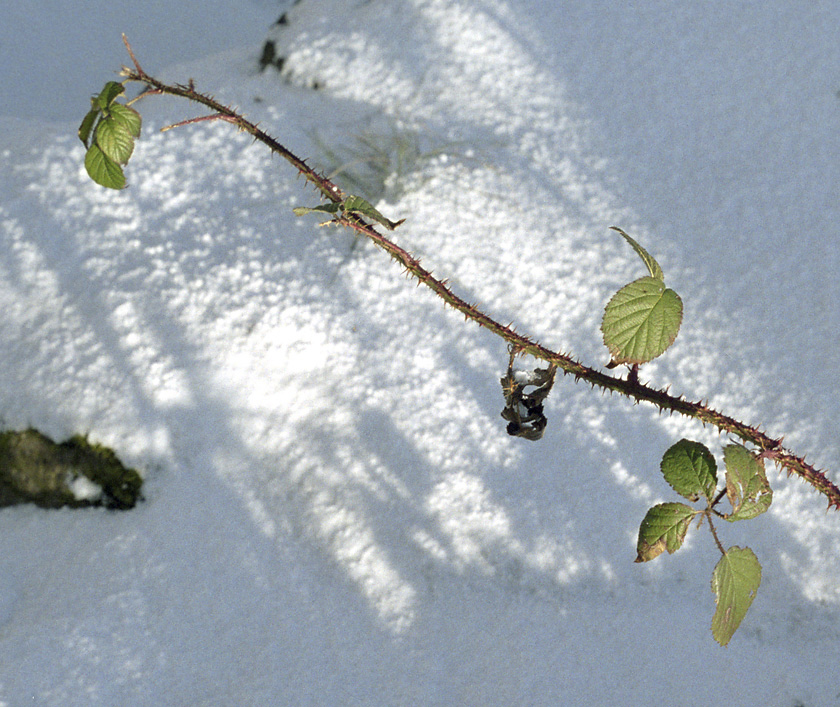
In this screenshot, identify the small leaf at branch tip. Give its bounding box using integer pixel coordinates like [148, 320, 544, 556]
[609, 226, 665, 281]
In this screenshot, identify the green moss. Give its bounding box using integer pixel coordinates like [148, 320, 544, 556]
[0, 428, 143, 510]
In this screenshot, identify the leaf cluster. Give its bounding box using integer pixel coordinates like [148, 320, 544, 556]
[78, 81, 142, 189]
[635, 439, 770, 645]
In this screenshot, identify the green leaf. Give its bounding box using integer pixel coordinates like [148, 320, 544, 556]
[610, 226, 664, 281]
[84, 144, 126, 189]
[95, 117, 135, 164]
[95, 81, 125, 111]
[711, 546, 761, 646]
[722, 444, 773, 521]
[292, 202, 341, 218]
[342, 195, 405, 230]
[601, 276, 683, 365]
[109, 103, 142, 138]
[661, 439, 718, 503]
[634, 502, 698, 563]
[78, 108, 99, 147]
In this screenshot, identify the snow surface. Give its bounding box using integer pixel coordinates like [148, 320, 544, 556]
[2, 0, 840, 704]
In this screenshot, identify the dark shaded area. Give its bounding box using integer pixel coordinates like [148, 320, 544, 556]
[258, 0, 304, 73]
[258, 39, 285, 73]
[0, 429, 142, 510]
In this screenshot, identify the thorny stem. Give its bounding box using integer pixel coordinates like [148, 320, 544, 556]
[120, 35, 344, 207]
[119, 36, 840, 510]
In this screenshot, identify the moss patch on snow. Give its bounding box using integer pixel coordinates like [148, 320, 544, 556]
[0, 429, 143, 510]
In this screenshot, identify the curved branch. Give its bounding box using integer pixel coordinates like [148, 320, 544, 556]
[117, 37, 840, 510]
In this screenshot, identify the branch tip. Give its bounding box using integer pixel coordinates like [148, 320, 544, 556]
[122, 34, 143, 75]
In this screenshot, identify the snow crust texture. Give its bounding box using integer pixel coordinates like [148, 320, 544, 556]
[1, 1, 839, 704]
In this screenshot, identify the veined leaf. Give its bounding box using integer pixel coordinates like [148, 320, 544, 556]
[610, 226, 664, 281]
[342, 195, 405, 230]
[711, 546, 761, 646]
[95, 81, 126, 111]
[634, 502, 698, 563]
[601, 276, 683, 365]
[661, 439, 717, 503]
[109, 103, 142, 138]
[84, 144, 126, 189]
[95, 117, 135, 164]
[723, 444, 773, 521]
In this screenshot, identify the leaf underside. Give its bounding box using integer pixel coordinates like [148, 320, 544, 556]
[95, 118, 136, 164]
[84, 144, 126, 189]
[108, 103, 142, 138]
[78, 109, 99, 147]
[711, 546, 761, 646]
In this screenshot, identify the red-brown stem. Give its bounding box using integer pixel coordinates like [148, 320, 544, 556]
[706, 512, 727, 556]
[121, 35, 344, 206]
[337, 214, 840, 508]
[117, 37, 840, 510]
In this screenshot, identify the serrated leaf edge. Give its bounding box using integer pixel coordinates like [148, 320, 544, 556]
[601, 276, 683, 365]
[661, 439, 718, 503]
